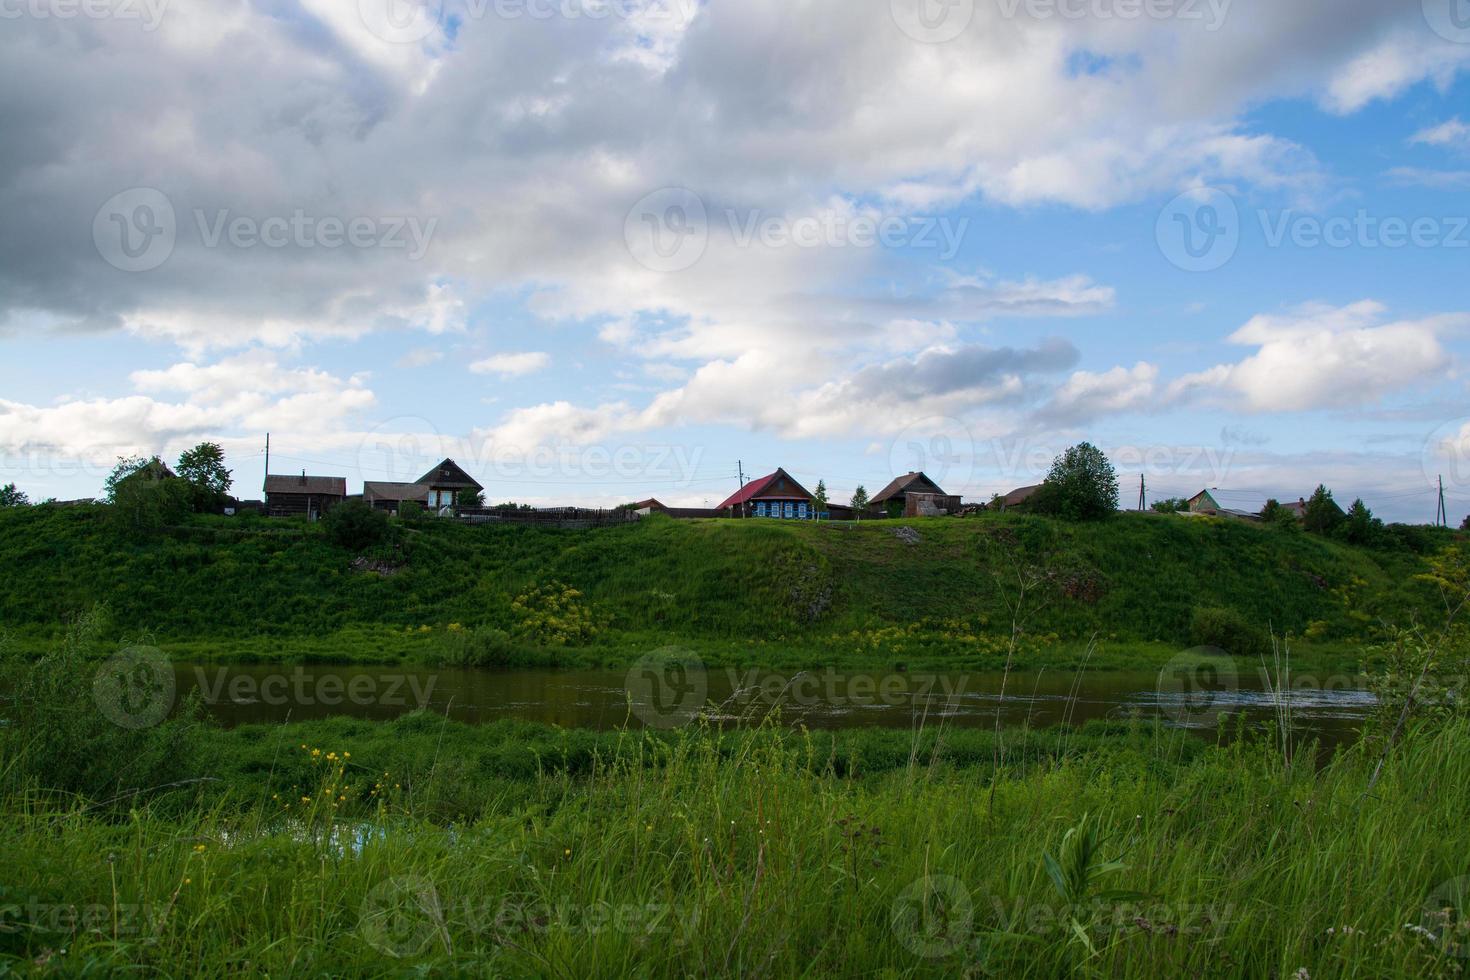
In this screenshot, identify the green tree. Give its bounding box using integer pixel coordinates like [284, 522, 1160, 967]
[1340, 498, 1383, 546]
[457, 488, 485, 509]
[322, 499, 391, 552]
[813, 480, 829, 518]
[176, 442, 233, 513]
[104, 456, 188, 533]
[1150, 497, 1188, 513]
[0, 483, 28, 507]
[850, 485, 868, 520]
[1034, 442, 1119, 521]
[1462, 514, 1469, 531]
[1303, 485, 1345, 535]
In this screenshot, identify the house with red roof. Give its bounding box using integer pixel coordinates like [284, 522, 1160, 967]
[716, 468, 816, 519]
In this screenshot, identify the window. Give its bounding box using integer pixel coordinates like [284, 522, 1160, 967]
[754, 501, 766, 517]
[783, 501, 794, 518]
[797, 501, 808, 519]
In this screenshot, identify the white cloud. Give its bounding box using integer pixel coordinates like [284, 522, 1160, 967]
[1039, 362, 1159, 423]
[1410, 118, 1470, 151]
[0, 351, 374, 467]
[1168, 301, 1466, 412]
[469, 352, 551, 377]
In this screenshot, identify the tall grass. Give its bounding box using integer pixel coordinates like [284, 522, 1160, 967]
[3, 715, 1469, 976]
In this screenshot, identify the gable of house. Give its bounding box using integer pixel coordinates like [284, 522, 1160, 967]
[870, 471, 947, 504]
[415, 459, 482, 492]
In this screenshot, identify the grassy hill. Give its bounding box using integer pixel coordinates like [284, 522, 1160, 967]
[0, 504, 1457, 670]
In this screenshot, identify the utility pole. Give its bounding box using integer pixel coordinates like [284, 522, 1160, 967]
[736, 460, 746, 518]
[1437, 474, 1448, 528]
[1137, 474, 1146, 511]
[263, 433, 270, 493]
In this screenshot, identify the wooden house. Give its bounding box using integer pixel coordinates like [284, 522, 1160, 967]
[264, 472, 347, 520]
[870, 471, 962, 517]
[717, 468, 815, 519]
[364, 459, 483, 515]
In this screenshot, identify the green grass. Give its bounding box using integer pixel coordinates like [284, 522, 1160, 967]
[3, 716, 1469, 977]
[0, 504, 1456, 672]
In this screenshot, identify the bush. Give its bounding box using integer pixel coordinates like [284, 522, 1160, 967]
[434, 625, 519, 666]
[0, 607, 207, 800]
[322, 499, 391, 552]
[1032, 442, 1119, 521]
[1189, 606, 1268, 657]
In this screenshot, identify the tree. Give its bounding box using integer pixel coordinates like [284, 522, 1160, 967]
[850, 485, 869, 520]
[457, 488, 485, 509]
[103, 455, 155, 503]
[322, 499, 391, 552]
[0, 483, 28, 507]
[1151, 497, 1188, 513]
[1033, 442, 1119, 521]
[1340, 498, 1384, 546]
[813, 480, 829, 518]
[176, 442, 232, 513]
[1303, 485, 1345, 535]
[104, 455, 188, 533]
[1462, 514, 1470, 531]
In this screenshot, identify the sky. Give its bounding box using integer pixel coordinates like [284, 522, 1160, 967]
[2, 0, 1469, 521]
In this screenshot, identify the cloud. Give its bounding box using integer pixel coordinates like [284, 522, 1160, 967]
[1, 0, 1454, 355]
[0, 351, 374, 467]
[1168, 301, 1466, 412]
[468, 351, 552, 377]
[1383, 167, 1470, 190]
[1410, 118, 1470, 151]
[1037, 362, 1159, 424]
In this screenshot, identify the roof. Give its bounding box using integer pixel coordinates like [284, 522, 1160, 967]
[117, 457, 175, 483]
[870, 471, 947, 504]
[631, 498, 665, 510]
[415, 458, 482, 491]
[264, 474, 347, 496]
[1189, 488, 1272, 514]
[1002, 484, 1043, 506]
[363, 481, 430, 502]
[716, 468, 814, 510]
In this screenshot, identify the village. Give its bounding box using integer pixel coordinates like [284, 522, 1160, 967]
[228, 457, 1335, 526]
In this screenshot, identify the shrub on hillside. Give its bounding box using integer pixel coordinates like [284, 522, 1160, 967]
[1189, 605, 1268, 657]
[322, 499, 391, 552]
[1032, 442, 1119, 521]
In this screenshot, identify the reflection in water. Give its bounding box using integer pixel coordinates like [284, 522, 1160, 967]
[174, 663, 1375, 747]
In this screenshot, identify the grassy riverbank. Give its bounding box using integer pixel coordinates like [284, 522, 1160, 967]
[0, 504, 1456, 672]
[3, 714, 1469, 977]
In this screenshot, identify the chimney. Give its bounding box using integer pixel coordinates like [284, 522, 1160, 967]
[300, 470, 307, 485]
